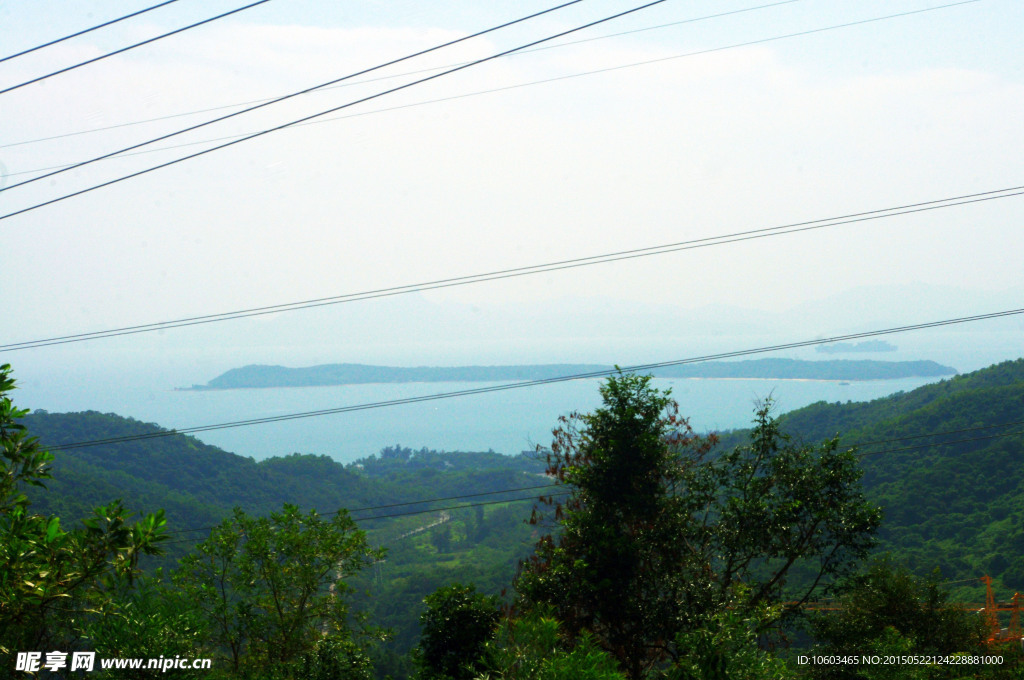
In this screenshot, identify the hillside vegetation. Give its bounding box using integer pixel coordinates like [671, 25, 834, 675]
[10, 358, 1024, 677]
[742, 358, 1024, 597]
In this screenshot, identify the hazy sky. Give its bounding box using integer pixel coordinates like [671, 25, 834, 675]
[2, 0, 1022, 375]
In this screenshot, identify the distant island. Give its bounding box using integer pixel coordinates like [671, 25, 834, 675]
[181, 359, 957, 390]
[816, 340, 897, 354]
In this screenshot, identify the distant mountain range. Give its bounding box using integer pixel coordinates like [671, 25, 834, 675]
[182, 358, 957, 390]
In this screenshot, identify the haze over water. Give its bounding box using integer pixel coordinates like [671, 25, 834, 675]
[14, 324, 1020, 463]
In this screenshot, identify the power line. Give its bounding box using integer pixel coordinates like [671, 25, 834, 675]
[0, 0, 670, 221]
[0, 0, 274, 96]
[163, 482, 562, 536]
[0, 0, 185, 64]
[362, 492, 569, 522]
[856, 429, 1024, 459]
[4, 184, 1021, 352]
[0, 0, 799, 152]
[3, 0, 979, 223]
[940, 577, 987, 586]
[158, 422, 1024, 545]
[350, 482, 556, 515]
[159, 491, 573, 547]
[161, 418, 1024, 538]
[0, 0, 589, 191]
[851, 418, 1024, 450]
[39, 307, 1024, 452]
[3, 1, 978, 182]
[7, 2, 970, 185]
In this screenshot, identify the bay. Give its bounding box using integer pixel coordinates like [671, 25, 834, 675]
[13, 325, 1019, 463]
[18, 371, 943, 463]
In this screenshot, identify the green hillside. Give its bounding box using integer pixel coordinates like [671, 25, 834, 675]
[15, 358, 1024, 674]
[751, 358, 1024, 598]
[25, 360, 1024, 602]
[22, 411, 546, 658]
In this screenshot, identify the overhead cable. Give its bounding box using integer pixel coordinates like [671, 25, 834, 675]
[856, 430, 1024, 459]
[851, 418, 1024, 450]
[0, 0, 274, 96]
[0, 0, 588, 191]
[0, 0, 185, 64]
[3, 185, 1021, 353]
[154, 419, 1024, 542]
[165, 483, 563, 536]
[0, 0, 798, 151]
[39, 307, 1024, 452]
[160, 417, 1024, 537]
[158, 491, 573, 546]
[0, 0, 671, 219]
[160, 423, 1024, 545]
[4, 1, 978, 182]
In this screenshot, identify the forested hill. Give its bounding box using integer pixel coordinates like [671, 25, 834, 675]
[729, 358, 1024, 596]
[15, 357, 1024, 667]
[21, 411, 545, 562]
[187, 358, 956, 389]
[18, 411, 547, 662]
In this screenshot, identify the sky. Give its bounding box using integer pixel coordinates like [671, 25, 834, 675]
[1, 0, 1023, 383]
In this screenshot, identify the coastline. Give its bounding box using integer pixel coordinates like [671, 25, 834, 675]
[175, 374, 942, 392]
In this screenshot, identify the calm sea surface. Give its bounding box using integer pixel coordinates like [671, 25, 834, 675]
[17, 373, 944, 462]
[13, 327, 1020, 463]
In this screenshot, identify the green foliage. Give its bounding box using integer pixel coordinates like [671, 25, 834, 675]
[16, 358, 1024, 677]
[292, 635, 374, 680]
[517, 373, 708, 679]
[415, 583, 501, 680]
[665, 587, 791, 680]
[18, 405, 548, 669]
[749, 358, 1024, 595]
[174, 504, 383, 676]
[696, 402, 882, 606]
[807, 557, 989, 680]
[20, 411, 378, 551]
[0, 364, 168, 655]
[478, 608, 626, 680]
[81, 572, 208, 679]
[517, 375, 880, 679]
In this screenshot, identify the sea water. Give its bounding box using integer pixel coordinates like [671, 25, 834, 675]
[10, 326, 1019, 463]
[14, 370, 942, 462]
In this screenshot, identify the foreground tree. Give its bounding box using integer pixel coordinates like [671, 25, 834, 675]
[81, 573, 208, 679]
[0, 364, 167, 655]
[666, 586, 791, 680]
[414, 583, 500, 680]
[292, 635, 374, 680]
[174, 504, 382, 677]
[516, 374, 881, 679]
[806, 557, 994, 680]
[478, 607, 626, 680]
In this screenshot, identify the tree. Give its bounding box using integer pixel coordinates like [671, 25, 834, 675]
[806, 557, 990, 680]
[431, 524, 453, 554]
[414, 583, 500, 680]
[174, 504, 382, 676]
[80, 572, 208, 679]
[0, 363, 167, 655]
[478, 607, 626, 680]
[292, 635, 374, 680]
[666, 586, 791, 680]
[516, 374, 881, 680]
